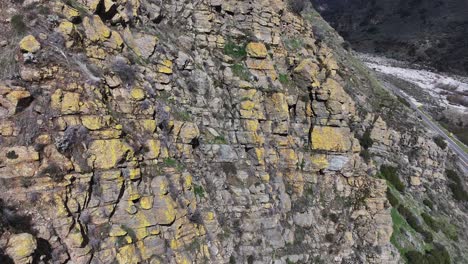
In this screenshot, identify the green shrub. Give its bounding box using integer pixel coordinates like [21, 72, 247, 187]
[359, 129, 374, 150]
[11, 14, 27, 34]
[278, 73, 291, 85]
[427, 244, 451, 264]
[396, 95, 411, 108]
[405, 245, 451, 264]
[446, 169, 460, 183]
[438, 219, 458, 241]
[360, 149, 371, 163]
[163, 158, 177, 167]
[173, 110, 191, 121]
[405, 250, 425, 263]
[386, 188, 399, 207]
[224, 41, 246, 59]
[231, 63, 251, 81]
[287, 0, 306, 14]
[433, 136, 447, 149]
[380, 165, 405, 192]
[398, 205, 432, 243]
[212, 136, 227, 144]
[421, 212, 440, 232]
[445, 170, 468, 202]
[423, 199, 434, 210]
[283, 37, 304, 51]
[193, 185, 205, 198]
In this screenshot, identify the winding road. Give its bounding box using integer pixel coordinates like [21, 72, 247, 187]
[382, 80, 468, 174]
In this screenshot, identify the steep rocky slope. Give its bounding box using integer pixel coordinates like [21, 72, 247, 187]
[311, 0, 468, 75]
[0, 1, 467, 263]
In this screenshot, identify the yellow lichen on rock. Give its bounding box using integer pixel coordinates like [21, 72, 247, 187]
[157, 60, 173, 74]
[83, 16, 111, 42]
[19, 35, 41, 53]
[144, 139, 160, 159]
[240, 100, 255, 111]
[246, 42, 268, 58]
[310, 154, 329, 170]
[294, 59, 320, 82]
[61, 4, 80, 22]
[244, 120, 259, 131]
[109, 226, 128, 237]
[130, 87, 146, 101]
[57, 21, 76, 36]
[322, 78, 348, 102]
[117, 244, 139, 264]
[179, 122, 199, 144]
[310, 126, 352, 152]
[139, 119, 157, 133]
[266, 93, 289, 120]
[140, 196, 154, 210]
[6, 233, 37, 264]
[61, 92, 80, 114]
[87, 139, 133, 169]
[81, 115, 105, 130]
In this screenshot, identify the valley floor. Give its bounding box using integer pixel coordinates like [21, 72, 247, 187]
[359, 54, 468, 172]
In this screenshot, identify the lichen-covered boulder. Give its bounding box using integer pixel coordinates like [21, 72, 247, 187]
[19, 35, 41, 53]
[310, 126, 353, 152]
[87, 139, 134, 169]
[246, 42, 268, 58]
[6, 233, 37, 264]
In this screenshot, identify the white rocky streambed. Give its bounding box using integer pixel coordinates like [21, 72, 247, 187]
[358, 53, 468, 113]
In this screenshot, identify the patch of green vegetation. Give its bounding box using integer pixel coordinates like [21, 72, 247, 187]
[359, 129, 374, 150]
[296, 158, 306, 171]
[433, 136, 447, 150]
[359, 149, 371, 163]
[163, 158, 177, 167]
[161, 158, 185, 172]
[224, 41, 247, 59]
[37, 5, 51, 15]
[283, 37, 304, 51]
[193, 184, 205, 198]
[11, 14, 27, 35]
[278, 73, 291, 86]
[423, 112, 468, 153]
[212, 136, 228, 144]
[437, 218, 458, 242]
[445, 169, 468, 202]
[405, 244, 451, 264]
[421, 212, 439, 232]
[359, 129, 374, 162]
[398, 205, 433, 243]
[173, 109, 191, 121]
[396, 95, 411, 108]
[231, 63, 251, 81]
[158, 91, 175, 103]
[390, 207, 414, 257]
[386, 188, 400, 207]
[423, 199, 434, 210]
[379, 165, 405, 192]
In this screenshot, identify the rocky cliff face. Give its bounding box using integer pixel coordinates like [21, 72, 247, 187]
[311, 0, 468, 75]
[0, 1, 466, 263]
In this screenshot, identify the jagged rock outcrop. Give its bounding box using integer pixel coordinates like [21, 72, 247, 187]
[0, 0, 466, 263]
